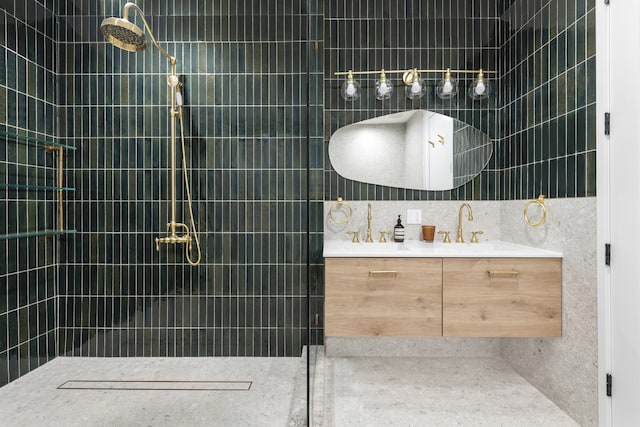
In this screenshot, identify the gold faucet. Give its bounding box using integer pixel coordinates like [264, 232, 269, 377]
[365, 203, 373, 243]
[457, 203, 473, 243]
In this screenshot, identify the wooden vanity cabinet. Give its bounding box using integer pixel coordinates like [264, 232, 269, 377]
[324, 258, 443, 337]
[442, 258, 562, 337]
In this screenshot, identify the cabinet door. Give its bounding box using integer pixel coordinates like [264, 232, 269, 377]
[325, 258, 442, 337]
[443, 258, 561, 337]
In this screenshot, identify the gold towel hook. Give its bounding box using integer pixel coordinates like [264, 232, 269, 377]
[524, 194, 547, 227]
[329, 197, 353, 224]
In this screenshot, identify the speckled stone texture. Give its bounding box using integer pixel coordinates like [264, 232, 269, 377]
[499, 198, 598, 427]
[325, 337, 501, 358]
[0, 357, 301, 427]
[328, 357, 578, 427]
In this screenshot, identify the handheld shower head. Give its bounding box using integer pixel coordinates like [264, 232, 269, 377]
[100, 16, 146, 52]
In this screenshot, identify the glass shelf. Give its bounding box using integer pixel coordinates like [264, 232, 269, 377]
[0, 129, 77, 151]
[0, 183, 76, 192]
[0, 229, 77, 241]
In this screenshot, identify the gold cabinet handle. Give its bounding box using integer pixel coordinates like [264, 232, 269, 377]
[487, 270, 520, 277]
[369, 270, 399, 275]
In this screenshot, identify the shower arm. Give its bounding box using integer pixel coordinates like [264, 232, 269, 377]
[122, 2, 176, 66]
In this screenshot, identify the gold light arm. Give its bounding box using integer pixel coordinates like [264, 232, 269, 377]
[335, 68, 497, 77]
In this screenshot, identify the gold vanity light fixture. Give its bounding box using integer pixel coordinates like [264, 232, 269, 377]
[101, 2, 201, 266]
[335, 68, 496, 101]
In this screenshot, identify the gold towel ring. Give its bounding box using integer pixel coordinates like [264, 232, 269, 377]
[524, 194, 547, 227]
[329, 197, 353, 224]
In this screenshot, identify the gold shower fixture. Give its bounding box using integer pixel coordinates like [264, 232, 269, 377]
[101, 2, 201, 266]
[335, 68, 496, 101]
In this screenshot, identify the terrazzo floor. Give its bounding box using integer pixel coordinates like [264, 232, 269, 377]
[322, 356, 579, 427]
[0, 357, 303, 427]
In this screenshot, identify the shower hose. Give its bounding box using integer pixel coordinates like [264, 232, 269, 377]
[178, 107, 202, 266]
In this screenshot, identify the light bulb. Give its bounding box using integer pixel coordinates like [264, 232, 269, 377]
[436, 69, 458, 99]
[411, 81, 422, 94]
[345, 83, 356, 96]
[341, 71, 360, 101]
[375, 70, 394, 101]
[468, 70, 490, 100]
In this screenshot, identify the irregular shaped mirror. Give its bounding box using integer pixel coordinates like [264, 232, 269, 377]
[329, 110, 493, 191]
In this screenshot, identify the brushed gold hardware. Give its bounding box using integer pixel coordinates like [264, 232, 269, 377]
[470, 231, 484, 243]
[45, 146, 65, 232]
[379, 231, 391, 243]
[335, 68, 497, 77]
[457, 203, 473, 243]
[438, 134, 445, 144]
[347, 231, 360, 243]
[428, 140, 436, 147]
[524, 194, 547, 227]
[438, 231, 452, 243]
[488, 270, 520, 277]
[369, 270, 399, 275]
[365, 203, 373, 243]
[328, 197, 353, 224]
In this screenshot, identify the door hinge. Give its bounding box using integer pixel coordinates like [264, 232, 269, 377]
[606, 373, 612, 397]
[604, 113, 610, 135]
[605, 243, 611, 266]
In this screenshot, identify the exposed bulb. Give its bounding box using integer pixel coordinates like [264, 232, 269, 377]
[167, 74, 180, 87]
[474, 81, 486, 95]
[341, 71, 360, 101]
[411, 81, 422, 94]
[442, 80, 453, 94]
[378, 83, 390, 95]
[175, 91, 183, 106]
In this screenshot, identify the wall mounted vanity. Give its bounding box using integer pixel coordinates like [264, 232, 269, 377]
[324, 240, 562, 338]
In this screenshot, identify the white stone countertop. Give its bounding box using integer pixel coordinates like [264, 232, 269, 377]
[323, 239, 563, 258]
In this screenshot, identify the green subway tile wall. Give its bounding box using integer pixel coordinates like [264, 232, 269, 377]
[56, 0, 323, 357]
[499, 0, 596, 198]
[0, 0, 59, 386]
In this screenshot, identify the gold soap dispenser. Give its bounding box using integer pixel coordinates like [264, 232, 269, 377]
[393, 215, 405, 242]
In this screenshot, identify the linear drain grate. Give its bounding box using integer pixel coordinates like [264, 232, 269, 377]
[58, 380, 252, 391]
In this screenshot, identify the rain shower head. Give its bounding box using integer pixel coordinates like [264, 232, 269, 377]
[100, 2, 175, 64]
[100, 16, 146, 52]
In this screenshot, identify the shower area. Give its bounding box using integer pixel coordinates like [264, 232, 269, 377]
[1, 0, 323, 424]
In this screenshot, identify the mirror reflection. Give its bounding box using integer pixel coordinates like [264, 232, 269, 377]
[329, 110, 493, 191]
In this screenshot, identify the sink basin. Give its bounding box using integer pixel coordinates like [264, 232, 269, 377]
[323, 239, 562, 258]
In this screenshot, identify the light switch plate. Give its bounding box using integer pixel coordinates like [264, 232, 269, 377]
[406, 209, 422, 224]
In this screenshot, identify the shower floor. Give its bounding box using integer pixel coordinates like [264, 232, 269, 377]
[0, 356, 304, 426]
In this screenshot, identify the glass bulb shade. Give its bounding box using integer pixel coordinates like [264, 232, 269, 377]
[468, 77, 491, 100]
[436, 75, 458, 99]
[375, 77, 394, 100]
[341, 77, 360, 101]
[405, 77, 427, 99]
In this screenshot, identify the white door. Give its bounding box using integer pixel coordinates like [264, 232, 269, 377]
[600, 1, 640, 425]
